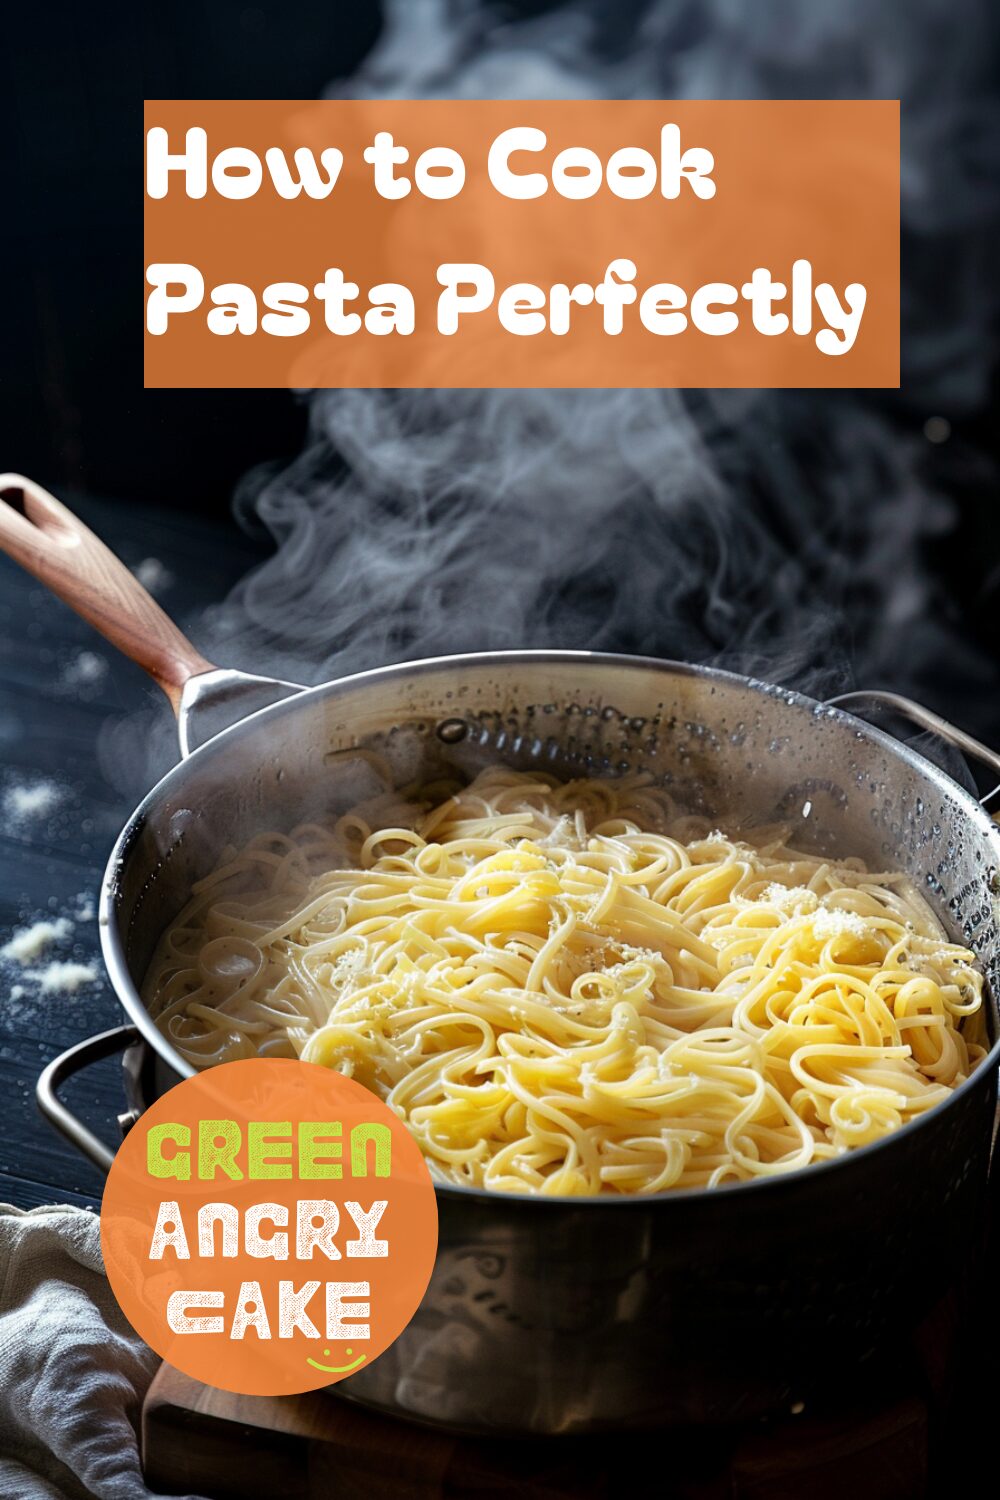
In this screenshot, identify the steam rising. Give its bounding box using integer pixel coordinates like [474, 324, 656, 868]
[198, 1, 998, 721]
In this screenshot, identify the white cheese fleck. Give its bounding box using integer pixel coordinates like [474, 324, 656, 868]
[762, 884, 817, 912]
[811, 908, 869, 938]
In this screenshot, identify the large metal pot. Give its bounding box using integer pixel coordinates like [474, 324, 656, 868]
[4, 476, 1000, 1437]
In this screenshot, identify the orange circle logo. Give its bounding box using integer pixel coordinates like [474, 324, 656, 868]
[101, 1059, 438, 1396]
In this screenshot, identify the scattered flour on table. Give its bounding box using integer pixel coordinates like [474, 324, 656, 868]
[4, 782, 61, 820]
[28, 961, 98, 994]
[2, 896, 100, 1012]
[132, 557, 173, 594]
[63, 650, 108, 687]
[2, 918, 73, 964]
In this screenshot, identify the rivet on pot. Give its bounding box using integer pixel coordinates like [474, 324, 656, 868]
[437, 718, 469, 744]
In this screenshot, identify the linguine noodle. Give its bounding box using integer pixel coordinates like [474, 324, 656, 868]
[146, 765, 986, 1195]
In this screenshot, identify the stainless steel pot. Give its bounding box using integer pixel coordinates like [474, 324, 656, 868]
[4, 476, 1000, 1437]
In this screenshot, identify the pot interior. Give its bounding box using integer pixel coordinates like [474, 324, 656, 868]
[102, 653, 1000, 1061]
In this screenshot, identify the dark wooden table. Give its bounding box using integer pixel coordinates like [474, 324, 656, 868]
[0, 490, 260, 1209]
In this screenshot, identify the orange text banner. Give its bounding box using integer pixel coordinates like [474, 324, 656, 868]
[144, 99, 899, 389]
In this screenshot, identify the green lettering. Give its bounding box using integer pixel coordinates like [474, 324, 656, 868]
[298, 1121, 343, 1179]
[350, 1122, 392, 1178]
[146, 1122, 190, 1180]
[198, 1119, 243, 1180]
[247, 1120, 292, 1179]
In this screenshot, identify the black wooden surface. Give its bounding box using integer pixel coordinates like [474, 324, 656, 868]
[0, 492, 261, 1208]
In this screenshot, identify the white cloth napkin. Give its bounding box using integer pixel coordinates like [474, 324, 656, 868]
[0, 1203, 206, 1500]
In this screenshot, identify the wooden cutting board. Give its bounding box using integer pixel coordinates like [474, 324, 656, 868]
[141, 1362, 931, 1500]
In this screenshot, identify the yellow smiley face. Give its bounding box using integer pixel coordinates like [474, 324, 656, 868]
[306, 1346, 367, 1374]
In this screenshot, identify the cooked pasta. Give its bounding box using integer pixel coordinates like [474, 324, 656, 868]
[145, 765, 986, 1195]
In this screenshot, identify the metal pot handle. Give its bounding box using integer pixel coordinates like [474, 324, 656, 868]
[176, 667, 305, 757]
[37, 1025, 141, 1175]
[829, 690, 1000, 811]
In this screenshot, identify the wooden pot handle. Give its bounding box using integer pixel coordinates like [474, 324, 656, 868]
[0, 474, 215, 712]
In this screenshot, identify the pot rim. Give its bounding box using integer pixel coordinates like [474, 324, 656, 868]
[99, 648, 1000, 1207]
